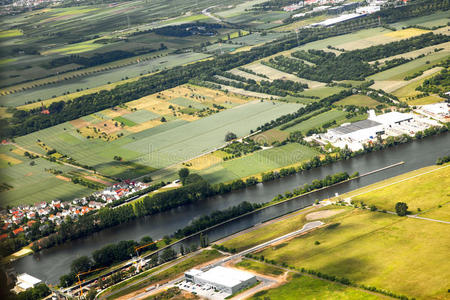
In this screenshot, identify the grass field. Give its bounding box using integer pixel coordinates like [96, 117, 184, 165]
[0, 29, 23, 38]
[250, 129, 289, 145]
[235, 259, 284, 276]
[0, 145, 95, 206]
[200, 143, 318, 184]
[391, 11, 450, 29]
[368, 50, 449, 81]
[335, 95, 381, 108]
[346, 164, 450, 214]
[281, 109, 347, 133]
[249, 273, 382, 300]
[256, 209, 450, 299]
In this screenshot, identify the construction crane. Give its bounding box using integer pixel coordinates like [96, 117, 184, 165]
[134, 241, 157, 257]
[76, 267, 107, 298]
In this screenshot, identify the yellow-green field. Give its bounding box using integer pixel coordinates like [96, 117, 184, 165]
[256, 209, 450, 300]
[249, 273, 382, 300]
[41, 39, 104, 55]
[335, 95, 381, 108]
[0, 29, 23, 38]
[348, 164, 450, 213]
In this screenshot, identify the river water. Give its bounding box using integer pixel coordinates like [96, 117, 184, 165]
[11, 134, 450, 284]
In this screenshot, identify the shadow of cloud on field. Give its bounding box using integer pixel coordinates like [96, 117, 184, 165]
[318, 256, 377, 283]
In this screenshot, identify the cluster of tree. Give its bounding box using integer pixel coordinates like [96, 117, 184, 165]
[60, 236, 157, 287]
[436, 155, 450, 165]
[222, 139, 262, 156]
[209, 71, 307, 96]
[174, 201, 261, 238]
[238, 67, 269, 79]
[416, 68, 449, 94]
[395, 202, 408, 217]
[267, 33, 449, 82]
[270, 172, 351, 203]
[152, 23, 223, 37]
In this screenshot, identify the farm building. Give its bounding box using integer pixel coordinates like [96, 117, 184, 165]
[185, 266, 257, 295]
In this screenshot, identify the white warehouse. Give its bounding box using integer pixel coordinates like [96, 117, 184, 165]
[185, 266, 257, 295]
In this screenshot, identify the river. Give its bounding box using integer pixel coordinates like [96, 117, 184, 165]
[11, 133, 450, 284]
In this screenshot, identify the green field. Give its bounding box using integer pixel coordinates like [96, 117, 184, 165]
[256, 209, 450, 299]
[220, 206, 322, 252]
[113, 116, 137, 127]
[281, 109, 347, 133]
[0, 29, 23, 38]
[0, 146, 95, 206]
[236, 259, 284, 276]
[391, 11, 450, 29]
[200, 143, 318, 184]
[335, 95, 381, 108]
[250, 273, 382, 300]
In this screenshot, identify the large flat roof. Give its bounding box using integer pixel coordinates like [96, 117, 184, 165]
[195, 266, 255, 288]
[370, 112, 413, 125]
[331, 119, 381, 135]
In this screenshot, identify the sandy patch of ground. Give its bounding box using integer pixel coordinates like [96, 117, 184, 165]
[306, 209, 345, 221]
[92, 120, 122, 134]
[55, 175, 71, 182]
[12, 248, 33, 257]
[84, 175, 112, 186]
[102, 107, 130, 118]
[70, 119, 91, 129]
[25, 172, 32, 177]
[126, 119, 162, 133]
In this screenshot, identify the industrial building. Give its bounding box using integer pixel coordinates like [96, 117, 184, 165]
[311, 111, 439, 151]
[184, 266, 257, 295]
[14, 273, 42, 292]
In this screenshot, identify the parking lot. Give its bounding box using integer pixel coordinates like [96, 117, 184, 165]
[176, 280, 230, 300]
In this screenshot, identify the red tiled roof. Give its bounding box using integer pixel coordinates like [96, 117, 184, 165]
[13, 227, 24, 235]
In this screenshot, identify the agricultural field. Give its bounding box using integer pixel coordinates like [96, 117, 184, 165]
[390, 11, 450, 29]
[388, 67, 446, 104]
[280, 109, 347, 134]
[199, 143, 318, 184]
[12, 98, 301, 183]
[0, 52, 211, 107]
[335, 95, 381, 108]
[249, 273, 382, 300]
[242, 62, 325, 88]
[0, 145, 96, 206]
[255, 208, 450, 300]
[346, 164, 450, 215]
